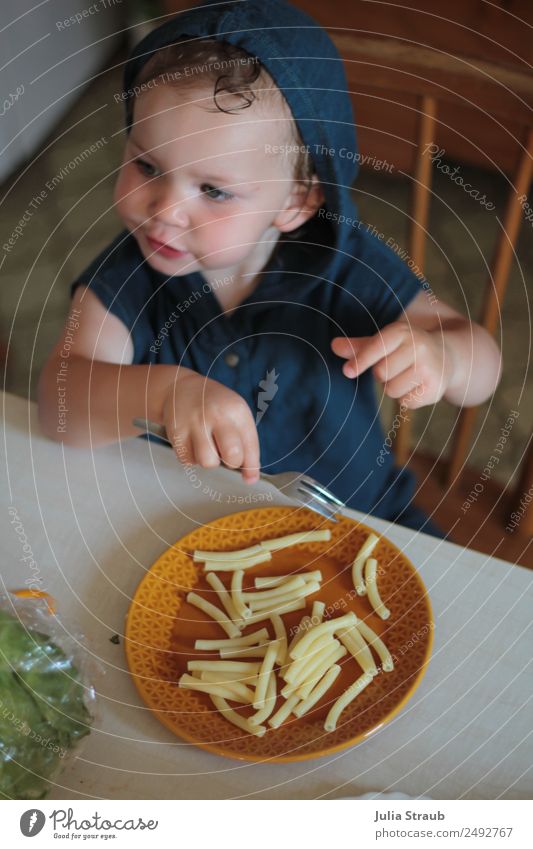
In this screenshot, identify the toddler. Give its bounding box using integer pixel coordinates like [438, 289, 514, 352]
[38, 0, 501, 535]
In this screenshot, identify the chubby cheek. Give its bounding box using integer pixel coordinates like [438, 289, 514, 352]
[198, 214, 261, 264]
[113, 166, 143, 223]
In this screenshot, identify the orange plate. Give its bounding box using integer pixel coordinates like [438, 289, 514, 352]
[125, 506, 433, 762]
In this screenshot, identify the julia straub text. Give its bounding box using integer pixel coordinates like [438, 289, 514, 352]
[374, 810, 445, 822]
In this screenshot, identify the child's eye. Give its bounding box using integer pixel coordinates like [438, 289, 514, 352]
[134, 158, 158, 177]
[200, 183, 234, 202]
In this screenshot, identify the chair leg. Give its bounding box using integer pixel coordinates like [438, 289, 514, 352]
[446, 127, 533, 485]
[395, 95, 437, 464]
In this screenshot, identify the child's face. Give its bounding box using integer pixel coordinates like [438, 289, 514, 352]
[114, 83, 308, 278]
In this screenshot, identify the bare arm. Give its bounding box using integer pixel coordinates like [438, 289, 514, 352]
[37, 286, 261, 482]
[331, 292, 502, 409]
[402, 292, 502, 407]
[37, 286, 192, 447]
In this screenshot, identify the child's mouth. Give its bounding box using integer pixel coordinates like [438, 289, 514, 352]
[146, 235, 190, 259]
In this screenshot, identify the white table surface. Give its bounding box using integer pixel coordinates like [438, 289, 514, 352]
[1, 391, 532, 800]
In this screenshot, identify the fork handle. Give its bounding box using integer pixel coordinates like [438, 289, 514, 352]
[132, 417, 259, 477]
[132, 418, 169, 442]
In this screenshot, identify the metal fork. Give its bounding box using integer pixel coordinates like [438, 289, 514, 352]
[132, 417, 345, 522]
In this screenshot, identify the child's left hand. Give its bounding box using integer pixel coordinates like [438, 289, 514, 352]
[331, 321, 455, 409]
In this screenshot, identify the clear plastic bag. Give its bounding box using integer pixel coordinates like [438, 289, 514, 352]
[0, 591, 97, 799]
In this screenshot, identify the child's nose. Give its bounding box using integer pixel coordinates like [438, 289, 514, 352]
[148, 187, 190, 229]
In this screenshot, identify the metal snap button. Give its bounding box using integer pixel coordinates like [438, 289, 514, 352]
[224, 351, 240, 367]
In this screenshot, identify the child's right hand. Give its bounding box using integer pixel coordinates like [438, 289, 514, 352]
[163, 371, 260, 484]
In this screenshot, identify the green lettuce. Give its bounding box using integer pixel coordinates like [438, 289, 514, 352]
[0, 609, 92, 799]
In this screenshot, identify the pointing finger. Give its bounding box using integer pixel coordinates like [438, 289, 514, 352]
[339, 325, 406, 378]
[330, 336, 369, 359]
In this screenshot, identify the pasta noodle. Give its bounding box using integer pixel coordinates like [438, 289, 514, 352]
[205, 572, 241, 623]
[210, 695, 266, 737]
[270, 614, 287, 665]
[311, 601, 325, 623]
[324, 672, 374, 732]
[193, 543, 264, 561]
[295, 644, 347, 701]
[188, 660, 260, 674]
[243, 598, 306, 626]
[364, 557, 390, 619]
[284, 633, 338, 685]
[293, 664, 342, 718]
[351, 532, 379, 595]
[247, 581, 321, 612]
[281, 640, 340, 699]
[199, 670, 256, 685]
[254, 571, 322, 589]
[219, 645, 268, 659]
[296, 643, 346, 697]
[186, 591, 241, 639]
[231, 570, 251, 620]
[337, 627, 378, 677]
[253, 643, 278, 709]
[259, 529, 331, 552]
[356, 620, 394, 672]
[179, 674, 253, 704]
[290, 612, 357, 660]
[285, 614, 313, 663]
[249, 672, 277, 725]
[194, 672, 256, 703]
[194, 628, 269, 651]
[203, 551, 272, 571]
[268, 694, 300, 728]
[242, 576, 306, 601]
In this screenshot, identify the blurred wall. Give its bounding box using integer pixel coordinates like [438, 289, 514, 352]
[0, 0, 127, 182]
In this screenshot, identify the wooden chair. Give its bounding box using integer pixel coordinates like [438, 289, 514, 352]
[310, 1, 533, 562]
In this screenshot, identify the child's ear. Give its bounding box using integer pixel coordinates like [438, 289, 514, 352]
[274, 174, 325, 233]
